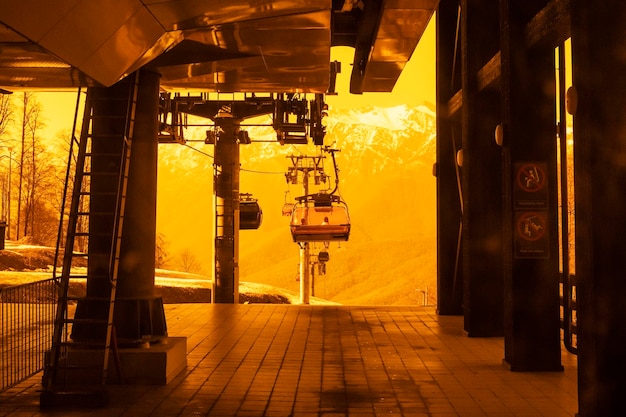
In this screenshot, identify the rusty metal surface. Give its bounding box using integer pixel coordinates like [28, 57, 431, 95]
[0, 0, 436, 92]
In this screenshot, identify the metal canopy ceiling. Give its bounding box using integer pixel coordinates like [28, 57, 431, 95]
[0, 0, 437, 93]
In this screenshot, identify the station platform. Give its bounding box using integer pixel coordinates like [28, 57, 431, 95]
[1, 304, 578, 416]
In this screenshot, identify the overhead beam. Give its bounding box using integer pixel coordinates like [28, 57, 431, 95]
[525, 0, 571, 49]
[476, 51, 501, 91]
[446, 0, 570, 118]
[445, 90, 462, 119]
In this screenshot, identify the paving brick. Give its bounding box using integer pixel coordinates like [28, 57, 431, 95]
[2, 305, 577, 416]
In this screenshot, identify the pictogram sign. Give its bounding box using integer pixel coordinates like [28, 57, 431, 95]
[517, 212, 546, 241]
[514, 162, 548, 209]
[514, 211, 549, 258]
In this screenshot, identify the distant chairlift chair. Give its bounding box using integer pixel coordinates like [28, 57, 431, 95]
[290, 193, 350, 242]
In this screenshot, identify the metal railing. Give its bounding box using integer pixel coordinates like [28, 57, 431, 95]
[560, 273, 577, 354]
[0, 278, 57, 391]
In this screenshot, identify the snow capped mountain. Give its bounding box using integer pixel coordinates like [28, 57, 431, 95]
[233, 102, 437, 177]
[326, 103, 436, 177]
[331, 103, 435, 133]
[163, 102, 436, 171]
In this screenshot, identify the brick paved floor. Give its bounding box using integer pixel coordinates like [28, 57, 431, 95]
[0, 304, 578, 416]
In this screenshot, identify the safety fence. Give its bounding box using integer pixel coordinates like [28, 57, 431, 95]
[0, 278, 57, 391]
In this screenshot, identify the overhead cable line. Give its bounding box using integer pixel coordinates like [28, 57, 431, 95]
[181, 143, 283, 175]
[240, 168, 284, 175]
[182, 143, 213, 158]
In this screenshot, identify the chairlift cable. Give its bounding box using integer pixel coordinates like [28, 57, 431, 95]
[325, 146, 341, 195]
[181, 143, 283, 175]
[183, 143, 213, 158]
[241, 168, 284, 175]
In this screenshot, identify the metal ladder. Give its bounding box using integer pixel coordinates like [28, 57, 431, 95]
[41, 72, 139, 406]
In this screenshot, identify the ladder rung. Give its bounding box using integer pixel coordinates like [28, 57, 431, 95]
[86, 133, 126, 139]
[65, 274, 88, 279]
[88, 132, 126, 139]
[74, 232, 116, 237]
[58, 341, 107, 349]
[90, 115, 126, 120]
[62, 296, 84, 302]
[79, 191, 116, 196]
[84, 152, 123, 157]
[83, 172, 119, 177]
[48, 363, 106, 372]
[63, 282, 105, 290]
[61, 318, 109, 325]
[63, 296, 110, 302]
[90, 96, 129, 102]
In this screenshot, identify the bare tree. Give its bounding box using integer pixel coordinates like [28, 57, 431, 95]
[0, 94, 15, 238]
[0, 94, 13, 138]
[177, 248, 203, 274]
[17, 93, 28, 239]
[155, 233, 171, 269]
[16, 93, 44, 240]
[49, 129, 78, 250]
[21, 142, 59, 245]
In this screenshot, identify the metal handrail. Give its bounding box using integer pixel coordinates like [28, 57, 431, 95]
[560, 273, 577, 354]
[557, 42, 577, 355]
[0, 278, 57, 391]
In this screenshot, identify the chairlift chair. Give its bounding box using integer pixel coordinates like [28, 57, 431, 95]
[290, 193, 350, 242]
[282, 203, 294, 216]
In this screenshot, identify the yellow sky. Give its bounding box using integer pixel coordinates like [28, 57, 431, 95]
[327, 19, 435, 110]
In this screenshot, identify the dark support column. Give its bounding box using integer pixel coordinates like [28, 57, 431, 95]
[436, 0, 463, 315]
[571, 2, 626, 415]
[500, 1, 562, 371]
[460, 0, 503, 336]
[118, 71, 159, 300]
[116, 70, 166, 342]
[75, 70, 166, 344]
[212, 114, 240, 304]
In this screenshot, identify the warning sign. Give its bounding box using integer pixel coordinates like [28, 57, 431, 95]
[514, 211, 549, 258]
[514, 162, 548, 209]
[516, 163, 546, 192]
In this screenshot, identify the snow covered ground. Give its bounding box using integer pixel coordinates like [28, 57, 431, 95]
[0, 241, 336, 305]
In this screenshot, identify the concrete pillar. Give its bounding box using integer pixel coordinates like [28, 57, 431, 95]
[73, 70, 166, 344]
[117, 70, 159, 299]
[436, 0, 463, 316]
[459, 0, 504, 336]
[115, 70, 166, 342]
[500, 0, 562, 371]
[571, 1, 626, 414]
